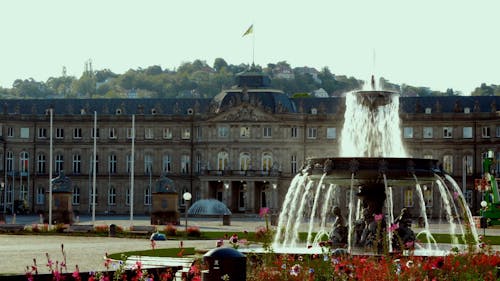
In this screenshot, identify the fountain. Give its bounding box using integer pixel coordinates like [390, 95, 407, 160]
[271, 77, 479, 255]
[188, 199, 232, 216]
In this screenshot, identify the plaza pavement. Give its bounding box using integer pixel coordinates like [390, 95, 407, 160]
[0, 214, 266, 275]
[1, 214, 500, 275]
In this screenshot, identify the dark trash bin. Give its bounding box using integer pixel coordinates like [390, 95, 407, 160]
[222, 214, 231, 226]
[203, 247, 246, 281]
[109, 224, 117, 237]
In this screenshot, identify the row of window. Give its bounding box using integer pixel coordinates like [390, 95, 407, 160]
[6, 127, 191, 140]
[217, 126, 337, 139]
[3, 148, 500, 176]
[1, 151, 286, 175]
[4, 151, 499, 176]
[4, 126, 340, 141]
[404, 126, 500, 139]
[9, 124, 500, 141]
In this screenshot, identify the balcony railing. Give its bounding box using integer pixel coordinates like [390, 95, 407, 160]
[203, 169, 281, 177]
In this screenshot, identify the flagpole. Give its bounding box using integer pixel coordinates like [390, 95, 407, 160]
[130, 114, 135, 227]
[243, 24, 255, 66]
[252, 26, 255, 66]
[48, 108, 53, 228]
[92, 111, 97, 225]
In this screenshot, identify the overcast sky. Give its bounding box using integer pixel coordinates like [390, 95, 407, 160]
[1, 0, 499, 94]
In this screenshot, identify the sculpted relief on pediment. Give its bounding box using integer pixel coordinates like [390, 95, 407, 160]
[210, 105, 277, 122]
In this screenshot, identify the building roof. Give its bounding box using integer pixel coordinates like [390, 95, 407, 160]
[399, 96, 500, 114]
[1, 92, 499, 117]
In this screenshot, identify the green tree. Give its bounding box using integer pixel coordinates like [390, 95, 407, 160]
[213, 58, 228, 72]
[145, 65, 163, 76]
[471, 83, 495, 96]
[12, 78, 49, 98]
[94, 69, 117, 83]
[72, 74, 96, 98]
[46, 76, 76, 97]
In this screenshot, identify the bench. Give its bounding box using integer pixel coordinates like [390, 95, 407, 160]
[125, 256, 194, 270]
[64, 224, 94, 233]
[129, 225, 156, 235]
[0, 224, 25, 232]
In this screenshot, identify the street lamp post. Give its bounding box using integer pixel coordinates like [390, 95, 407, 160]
[480, 200, 488, 236]
[183, 192, 192, 233]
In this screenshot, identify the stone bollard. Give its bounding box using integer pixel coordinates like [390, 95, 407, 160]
[222, 214, 231, 226]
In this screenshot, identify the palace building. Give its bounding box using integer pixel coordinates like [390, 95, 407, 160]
[0, 72, 499, 218]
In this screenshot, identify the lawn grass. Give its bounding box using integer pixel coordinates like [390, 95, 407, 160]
[107, 247, 196, 260]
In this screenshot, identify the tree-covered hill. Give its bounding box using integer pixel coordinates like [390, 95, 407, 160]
[0, 58, 498, 99]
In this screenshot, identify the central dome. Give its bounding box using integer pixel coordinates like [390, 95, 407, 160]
[212, 71, 296, 113]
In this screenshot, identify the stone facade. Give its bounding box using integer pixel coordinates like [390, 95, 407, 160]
[0, 74, 499, 218]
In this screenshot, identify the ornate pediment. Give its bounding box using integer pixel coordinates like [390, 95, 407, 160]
[209, 104, 278, 122]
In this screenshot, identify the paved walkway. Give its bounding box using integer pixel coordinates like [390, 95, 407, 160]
[0, 214, 265, 275]
[1, 214, 500, 275]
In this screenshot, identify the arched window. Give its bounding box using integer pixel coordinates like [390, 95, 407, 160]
[443, 155, 453, 173]
[162, 154, 172, 173]
[144, 153, 153, 175]
[217, 151, 229, 171]
[72, 186, 80, 205]
[37, 154, 46, 174]
[239, 153, 251, 171]
[72, 154, 81, 174]
[55, 154, 64, 174]
[125, 186, 131, 206]
[108, 186, 116, 205]
[19, 151, 29, 174]
[108, 153, 117, 174]
[36, 186, 45, 205]
[144, 186, 152, 205]
[262, 152, 273, 172]
[6, 151, 14, 172]
[181, 154, 190, 174]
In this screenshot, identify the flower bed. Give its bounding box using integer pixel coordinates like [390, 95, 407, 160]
[245, 250, 500, 280]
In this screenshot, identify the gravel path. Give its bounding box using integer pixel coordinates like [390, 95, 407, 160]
[0, 235, 214, 275]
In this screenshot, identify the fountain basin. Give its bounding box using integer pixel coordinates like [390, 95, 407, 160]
[306, 157, 440, 185]
[355, 90, 398, 108]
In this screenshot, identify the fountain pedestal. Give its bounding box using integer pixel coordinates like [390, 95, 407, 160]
[151, 175, 179, 225]
[151, 192, 179, 225]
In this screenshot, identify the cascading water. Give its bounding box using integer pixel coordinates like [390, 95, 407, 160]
[444, 174, 480, 246]
[413, 175, 439, 251]
[340, 91, 406, 157]
[270, 77, 479, 255]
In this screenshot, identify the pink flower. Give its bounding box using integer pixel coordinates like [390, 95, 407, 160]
[135, 261, 142, 270]
[259, 207, 270, 218]
[405, 241, 415, 249]
[72, 270, 80, 279]
[388, 223, 399, 232]
[374, 214, 384, 222]
[453, 191, 459, 199]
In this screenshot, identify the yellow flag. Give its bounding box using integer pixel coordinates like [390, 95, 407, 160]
[242, 24, 253, 37]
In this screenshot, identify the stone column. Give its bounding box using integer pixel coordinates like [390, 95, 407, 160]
[200, 180, 209, 199]
[246, 181, 255, 213]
